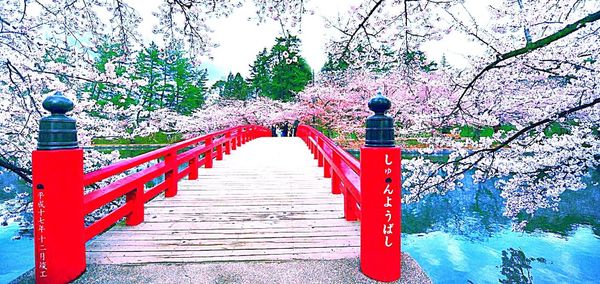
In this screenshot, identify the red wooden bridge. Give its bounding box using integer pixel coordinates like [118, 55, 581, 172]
[31, 92, 402, 283]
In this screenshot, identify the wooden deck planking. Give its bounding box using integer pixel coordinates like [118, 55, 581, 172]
[87, 137, 360, 264]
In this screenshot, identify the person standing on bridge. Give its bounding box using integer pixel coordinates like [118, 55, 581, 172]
[282, 122, 289, 137]
[292, 119, 300, 136]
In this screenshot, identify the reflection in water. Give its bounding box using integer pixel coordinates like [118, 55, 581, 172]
[403, 168, 600, 238]
[499, 248, 546, 284]
[402, 167, 600, 283]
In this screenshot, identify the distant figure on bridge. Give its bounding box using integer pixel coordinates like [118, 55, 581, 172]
[282, 122, 289, 137]
[292, 120, 299, 136]
[271, 125, 277, 137]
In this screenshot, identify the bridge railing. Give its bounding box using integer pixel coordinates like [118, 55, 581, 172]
[32, 93, 271, 284]
[296, 125, 361, 221]
[296, 92, 402, 282]
[82, 125, 270, 241]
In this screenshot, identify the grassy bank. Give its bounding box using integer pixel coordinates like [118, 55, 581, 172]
[93, 132, 183, 145]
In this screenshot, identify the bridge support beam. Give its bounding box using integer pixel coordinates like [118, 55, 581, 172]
[126, 183, 145, 226]
[216, 144, 224, 161]
[323, 159, 331, 178]
[225, 133, 231, 155]
[231, 136, 237, 151]
[205, 137, 213, 169]
[317, 137, 324, 167]
[331, 152, 342, 194]
[165, 149, 178, 197]
[343, 187, 358, 221]
[360, 92, 401, 282]
[189, 157, 199, 180]
[312, 138, 318, 160]
[33, 92, 86, 284]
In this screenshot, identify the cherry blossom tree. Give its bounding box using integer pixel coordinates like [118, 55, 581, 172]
[316, 0, 600, 222]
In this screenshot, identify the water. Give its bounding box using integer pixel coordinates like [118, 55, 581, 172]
[404, 228, 600, 283]
[0, 223, 34, 283]
[0, 169, 33, 283]
[0, 169, 29, 203]
[401, 168, 600, 283]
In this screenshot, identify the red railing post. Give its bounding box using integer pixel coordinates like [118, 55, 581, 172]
[312, 136, 318, 160]
[32, 92, 86, 283]
[302, 130, 309, 146]
[164, 148, 178, 197]
[246, 127, 252, 142]
[359, 92, 401, 282]
[331, 151, 342, 194]
[323, 150, 332, 178]
[125, 182, 144, 226]
[216, 142, 224, 161]
[205, 136, 213, 168]
[189, 156, 199, 180]
[317, 137, 324, 167]
[236, 128, 242, 147]
[343, 188, 358, 221]
[225, 132, 232, 154]
[238, 127, 247, 146]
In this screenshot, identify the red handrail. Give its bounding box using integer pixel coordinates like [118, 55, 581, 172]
[82, 124, 271, 241]
[296, 124, 361, 221]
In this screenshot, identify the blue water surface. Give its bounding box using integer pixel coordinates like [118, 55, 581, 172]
[404, 228, 600, 283]
[401, 167, 600, 283]
[0, 223, 34, 283]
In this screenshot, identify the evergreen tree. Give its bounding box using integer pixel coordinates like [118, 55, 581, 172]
[214, 72, 250, 100]
[248, 48, 271, 98]
[440, 53, 449, 68]
[82, 41, 132, 108]
[133, 42, 164, 110]
[247, 35, 312, 102]
[321, 53, 349, 72]
[84, 41, 207, 115]
[268, 36, 312, 101]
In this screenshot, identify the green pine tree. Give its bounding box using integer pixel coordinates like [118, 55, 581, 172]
[133, 42, 164, 110]
[214, 72, 250, 100]
[249, 48, 271, 98]
[247, 35, 312, 102]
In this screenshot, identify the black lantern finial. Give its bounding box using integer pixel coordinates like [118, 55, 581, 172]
[365, 91, 394, 147]
[37, 91, 78, 150]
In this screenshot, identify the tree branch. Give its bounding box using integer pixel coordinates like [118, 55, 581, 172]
[450, 10, 600, 116]
[416, 96, 600, 193]
[341, 0, 385, 58]
[0, 156, 32, 184]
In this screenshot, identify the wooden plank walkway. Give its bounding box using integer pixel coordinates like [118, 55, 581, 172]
[87, 137, 360, 264]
